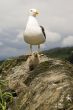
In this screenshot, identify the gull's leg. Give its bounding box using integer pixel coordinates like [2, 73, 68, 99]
[38, 45, 40, 53]
[30, 44, 32, 54]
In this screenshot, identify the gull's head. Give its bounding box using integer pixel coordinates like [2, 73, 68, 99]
[29, 9, 39, 17]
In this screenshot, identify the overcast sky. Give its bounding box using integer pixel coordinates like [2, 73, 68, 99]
[0, 0, 73, 58]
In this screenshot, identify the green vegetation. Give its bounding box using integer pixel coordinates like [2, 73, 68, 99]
[0, 80, 13, 110]
[43, 47, 73, 63]
[0, 61, 4, 66]
[67, 52, 73, 64]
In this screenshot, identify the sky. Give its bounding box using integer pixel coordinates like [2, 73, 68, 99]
[0, 0, 73, 59]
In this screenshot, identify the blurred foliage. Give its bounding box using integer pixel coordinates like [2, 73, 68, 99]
[43, 47, 73, 63]
[67, 52, 73, 64]
[0, 80, 13, 110]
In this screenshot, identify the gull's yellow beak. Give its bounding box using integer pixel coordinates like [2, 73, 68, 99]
[36, 11, 39, 15]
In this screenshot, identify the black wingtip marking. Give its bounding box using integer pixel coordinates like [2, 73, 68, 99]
[40, 26, 46, 39]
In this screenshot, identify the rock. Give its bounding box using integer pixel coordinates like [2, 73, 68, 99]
[1, 54, 73, 110]
[26, 53, 40, 71]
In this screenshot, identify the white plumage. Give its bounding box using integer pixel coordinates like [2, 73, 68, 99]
[23, 9, 46, 53]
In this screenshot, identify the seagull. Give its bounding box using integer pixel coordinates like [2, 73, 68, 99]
[23, 9, 46, 53]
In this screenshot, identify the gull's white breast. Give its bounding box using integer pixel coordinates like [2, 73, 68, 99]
[24, 16, 45, 45]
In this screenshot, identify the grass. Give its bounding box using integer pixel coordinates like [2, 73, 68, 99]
[0, 80, 13, 110]
[42, 47, 73, 63]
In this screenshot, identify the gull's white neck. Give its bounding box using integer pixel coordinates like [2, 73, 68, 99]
[26, 16, 39, 29]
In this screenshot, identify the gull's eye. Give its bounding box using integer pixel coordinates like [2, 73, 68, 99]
[30, 10, 33, 12]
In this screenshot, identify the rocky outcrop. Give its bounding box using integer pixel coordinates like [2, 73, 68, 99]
[1, 54, 73, 110]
